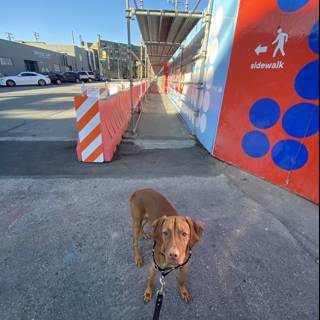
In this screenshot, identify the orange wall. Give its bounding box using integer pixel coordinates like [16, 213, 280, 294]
[214, 0, 319, 203]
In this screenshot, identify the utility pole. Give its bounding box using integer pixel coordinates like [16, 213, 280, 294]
[185, 0, 188, 11]
[79, 34, 84, 45]
[72, 31, 75, 44]
[97, 34, 103, 78]
[33, 32, 40, 41]
[5, 32, 14, 41]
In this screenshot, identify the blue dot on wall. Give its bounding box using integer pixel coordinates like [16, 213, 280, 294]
[249, 98, 281, 129]
[309, 21, 319, 54]
[242, 131, 270, 158]
[272, 140, 308, 171]
[282, 103, 319, 138]
[278, 0, 310, 12]
[295, 60, 319, 100]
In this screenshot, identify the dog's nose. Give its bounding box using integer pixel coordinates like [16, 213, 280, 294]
[168, 249, 179, 259]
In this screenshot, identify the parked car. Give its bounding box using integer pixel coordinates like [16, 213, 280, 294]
[95, 74, 107, 81]
[77, 71, 90, 82]
[87, 71, 96, 81]
[0, 72, 51, 87]
[61, 72, 81, 83]
[42, 72, 64, 85]
[77, 71, 95, 82]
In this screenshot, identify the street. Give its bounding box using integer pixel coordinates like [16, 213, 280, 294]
[0, 85, 319, 320]
[0, 83, 107, 141]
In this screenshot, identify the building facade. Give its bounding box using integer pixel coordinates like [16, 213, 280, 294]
[0, 38, 143, 79]
[0, 39, 89, 76]
[88, 39, 142, 79]
[20, 42, 91, 72]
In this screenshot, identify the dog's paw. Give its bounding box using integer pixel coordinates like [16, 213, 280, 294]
[135, 255, 143, 267]
[179, 285, 191, 303]
[144, 287, 153, 303]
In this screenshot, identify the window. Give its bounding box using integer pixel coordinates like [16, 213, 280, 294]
[21, 73, 37, 76]
[0, 57, 13, 66]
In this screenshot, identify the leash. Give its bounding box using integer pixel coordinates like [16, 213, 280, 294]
[152, 242, 191, 320]
[152, 275, 165, 320]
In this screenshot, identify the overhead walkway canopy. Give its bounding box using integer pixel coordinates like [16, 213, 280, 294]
[125, 0, 207, 75]
[133, 9, 203, 73]
[125, 0, 213, 134]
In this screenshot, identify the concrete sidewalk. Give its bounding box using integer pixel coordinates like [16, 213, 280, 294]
[128, 93, 196, 149]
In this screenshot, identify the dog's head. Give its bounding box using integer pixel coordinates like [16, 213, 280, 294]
[152, 216, 203, 267]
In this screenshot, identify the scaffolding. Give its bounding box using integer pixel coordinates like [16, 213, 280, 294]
[125, 0, 213, 133]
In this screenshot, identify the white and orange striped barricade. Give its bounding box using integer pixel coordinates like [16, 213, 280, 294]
[74, 90, 104, 163]
[74, 81, 148, 163]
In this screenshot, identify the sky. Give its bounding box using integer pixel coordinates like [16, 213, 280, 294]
[0, 0, 207, 46]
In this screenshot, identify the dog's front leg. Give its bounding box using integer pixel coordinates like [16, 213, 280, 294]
[144, 263, 157, 303]
[178, 264, 191, 303]
[132, 221, 143, 267]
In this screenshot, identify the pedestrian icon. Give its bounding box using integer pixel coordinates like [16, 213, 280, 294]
[272, 27, 288, 58]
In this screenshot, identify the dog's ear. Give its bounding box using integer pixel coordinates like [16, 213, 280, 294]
[152, 216, 166, 241]
[185, 217, 204, 247]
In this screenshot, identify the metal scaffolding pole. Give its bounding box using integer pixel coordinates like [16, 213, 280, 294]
[191, 0, 201, 12]
[140, 36, 143, 79]
[145, 45, 147, 79]
[126, 0, 135, 133]
[193, 0, 213, 133]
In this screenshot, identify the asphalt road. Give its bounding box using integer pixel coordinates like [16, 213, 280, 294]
[0, 85, 319, 320]
[0, 83, 105, 140]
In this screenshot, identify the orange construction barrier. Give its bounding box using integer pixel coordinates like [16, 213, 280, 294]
[74, 80, 150, 162]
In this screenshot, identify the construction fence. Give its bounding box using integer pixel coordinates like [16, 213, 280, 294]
[159, 0, 319, 203]
[74, 80, 150, 163]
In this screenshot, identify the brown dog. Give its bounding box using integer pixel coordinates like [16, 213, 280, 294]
[130, 188, 203, 303]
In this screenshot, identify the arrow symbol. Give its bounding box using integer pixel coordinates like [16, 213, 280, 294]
[255, 45, 268, 56]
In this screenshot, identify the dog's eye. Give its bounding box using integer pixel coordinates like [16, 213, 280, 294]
[163, 230, 168, 236]
[182, 232, 188, 237]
